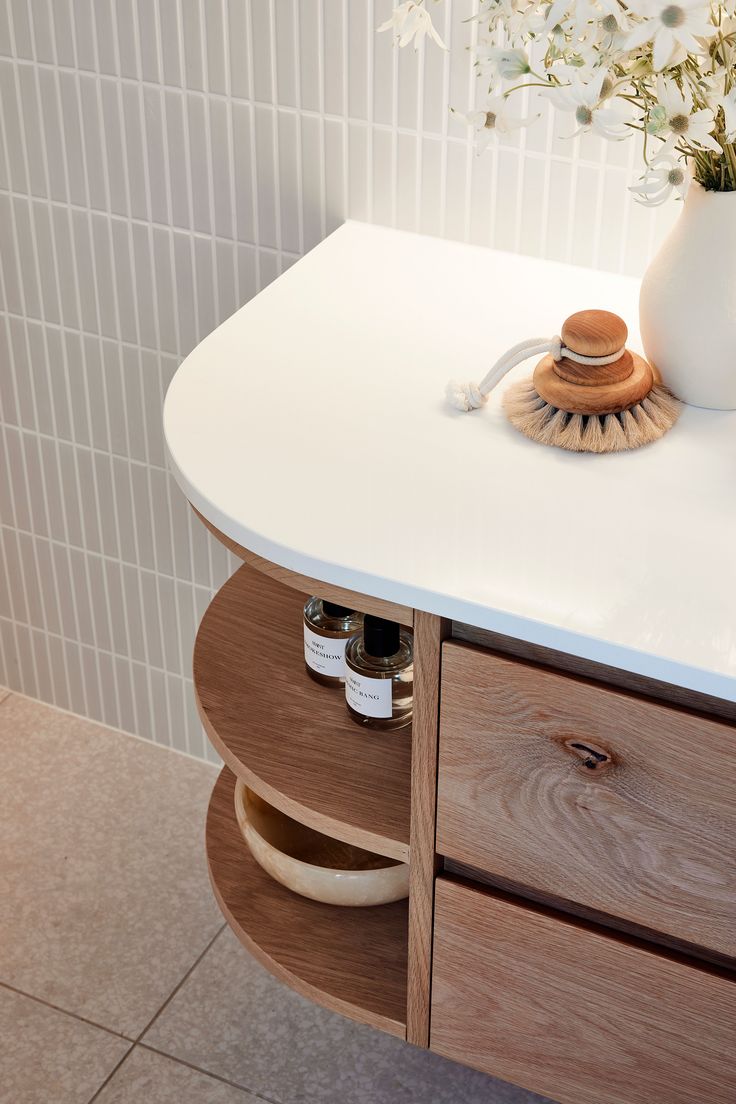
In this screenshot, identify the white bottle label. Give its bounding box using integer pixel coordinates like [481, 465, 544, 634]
[304, 626, 347, 679]
[345, 670, 393, 719]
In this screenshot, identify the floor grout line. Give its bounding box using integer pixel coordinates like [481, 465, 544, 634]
[0, 979, 135, 1042]
[84, 922, 230, 1102]
[133, 922, 228, 1044]
[84, 1043, 137, 1104]
[2, 924, 229, 1102]
[136, 1042, 283, 1103]
[80, 922, 284, 1103]
[128, 924, 286, 1104]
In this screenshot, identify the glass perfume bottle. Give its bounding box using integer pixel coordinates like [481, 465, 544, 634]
[303, 598, 363, 687]
[344, 616, 413, 730]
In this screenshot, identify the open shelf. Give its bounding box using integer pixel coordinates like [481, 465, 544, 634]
[207, 768, 408, 1037]
[194, 562, 412, 862]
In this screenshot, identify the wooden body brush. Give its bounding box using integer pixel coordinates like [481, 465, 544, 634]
[447, 309, 681, 453]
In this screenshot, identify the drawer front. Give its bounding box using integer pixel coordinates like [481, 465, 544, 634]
[437, 643, 736, 959]
[431, 878, 736, 1104]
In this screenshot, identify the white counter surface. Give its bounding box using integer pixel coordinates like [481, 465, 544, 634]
[164, 221, 736, 703]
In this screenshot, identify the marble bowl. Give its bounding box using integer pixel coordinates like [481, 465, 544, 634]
[233, 781, 409, 907]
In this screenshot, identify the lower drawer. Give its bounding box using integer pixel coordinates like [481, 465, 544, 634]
[431, 878, 736, 1104]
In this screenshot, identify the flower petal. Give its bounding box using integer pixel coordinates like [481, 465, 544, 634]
[652, 29, 676, 72]
[625, 20, 656, 52]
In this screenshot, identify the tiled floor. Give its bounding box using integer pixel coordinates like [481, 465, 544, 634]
[0, 690, 550, 1104]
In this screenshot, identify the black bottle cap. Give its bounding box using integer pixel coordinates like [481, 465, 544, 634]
[323, 600, 355, 619]
[363, 616, 400, 658]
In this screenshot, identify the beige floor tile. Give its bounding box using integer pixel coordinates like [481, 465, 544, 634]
[0, 985, 130, 1104]
[95, 1045, 260, 1103]
[145, 929, 552, 1104]
[0, 694, 223, 1037]
[0, 688, 10, 704]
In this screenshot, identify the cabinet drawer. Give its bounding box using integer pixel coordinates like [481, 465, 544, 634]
[437, 643, 736, 959]
[431, 878, 736, 1104]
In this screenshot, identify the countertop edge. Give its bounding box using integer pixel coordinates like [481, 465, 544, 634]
[165, 448, 736, 708]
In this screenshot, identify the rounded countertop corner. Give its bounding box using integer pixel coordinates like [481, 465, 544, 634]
[164, 221, 736, 704]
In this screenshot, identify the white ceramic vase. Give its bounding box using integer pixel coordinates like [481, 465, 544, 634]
[639, 181, 736, 410]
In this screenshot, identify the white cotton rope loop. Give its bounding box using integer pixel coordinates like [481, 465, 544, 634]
[445, 336, 627, 412]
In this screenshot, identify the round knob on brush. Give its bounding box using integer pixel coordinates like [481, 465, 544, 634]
[562, 310, 628, 359]
[533, 308, 654, 416]
[555, 310, 632, 385]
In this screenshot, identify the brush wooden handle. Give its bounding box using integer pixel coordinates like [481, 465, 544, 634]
[534, 351, 654, 416]
[554, 350, 635, 386]
[561, 310, 628, 358]
[555, 310, 632, 386]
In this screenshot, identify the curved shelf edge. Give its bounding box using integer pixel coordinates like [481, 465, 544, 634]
[193, 562, 412, 865]
[195, 683, 410, 864]
[207, 768, 408, 1039]
[190, 503, 413, 627]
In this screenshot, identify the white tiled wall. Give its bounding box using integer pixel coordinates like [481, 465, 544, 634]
[0, 0, 677, 759]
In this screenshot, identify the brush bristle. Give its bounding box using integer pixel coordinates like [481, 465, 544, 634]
[502, 380, 681, 453]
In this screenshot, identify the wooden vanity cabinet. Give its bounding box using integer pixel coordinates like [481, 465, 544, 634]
[164, 221, 736, 1104]
[191, 531, 736, 1104]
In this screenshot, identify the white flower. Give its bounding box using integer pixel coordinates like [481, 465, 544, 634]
[597, 6, 637, 50]
[544, 0, 621, 39]
[630, 154, 691, 204]
[459, 97, 538, 152]
[648, 76, 721, 152]
[625, 0, 717, 70]
[545, 69, 632, 139]
[477, 0, 526, 36]
[505, 6, 546, 41]
[717, 87, 736, 141]
[475, 46, 531, 80]
[381, 0, 736, 204]
[378, 2, 446, 50]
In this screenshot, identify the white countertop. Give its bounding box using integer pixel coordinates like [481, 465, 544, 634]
[164, 221, 736, 703]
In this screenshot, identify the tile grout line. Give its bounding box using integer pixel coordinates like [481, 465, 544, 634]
[0, 925, 228, 1104]
[0, 685, 220, 768]
[0, 517, 220, 604]
[83, 1044, 136, 1104]
[0, 611, 203, 689]
[11, 17, 81, 714]
[43, 0, 124, 725]
[0, 6, 51, 704]
[132, 922, 227, 1044]
[136, 1042, 283, 1104]
[84, 921, 228, 1103]
[0, 979, 135, 1042]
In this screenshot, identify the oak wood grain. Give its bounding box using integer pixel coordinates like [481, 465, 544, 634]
[561, 308, 628, 357]
[207, 768, 408, 1037]
[443, 857, 736, 969]
[534, 350, 653, 414]
[406, 611, 450, 1047]
[553, 348, 634, 386]
[191, 505, 413, 626]
[451, 620, 736, 723]
[194, 562, 411, 862]
[437, 643, 736, 959]
[431, 878, 736, 1104]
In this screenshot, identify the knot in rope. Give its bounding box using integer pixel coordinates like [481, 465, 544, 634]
[445, 379, 486, 412]
[446, 334, 627, 413]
